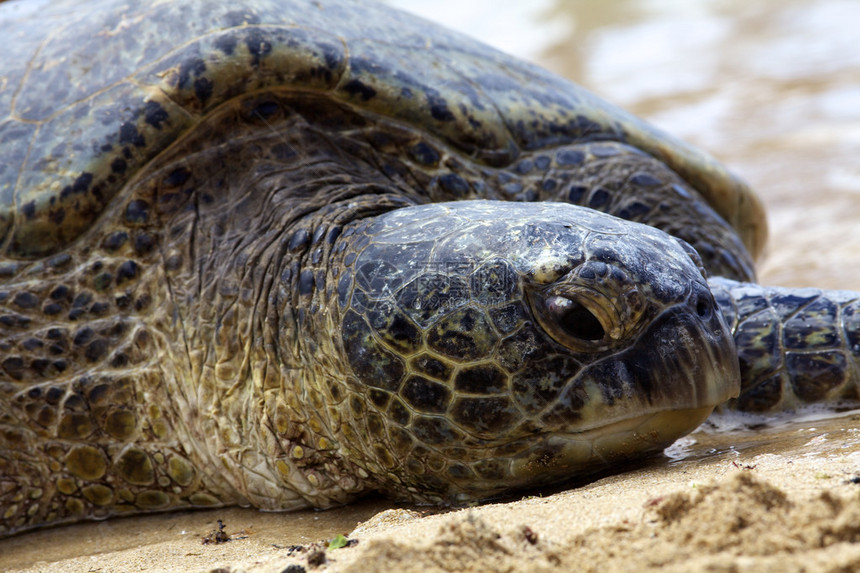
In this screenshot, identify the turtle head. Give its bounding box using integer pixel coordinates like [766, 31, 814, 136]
[334, 200, 739, 503]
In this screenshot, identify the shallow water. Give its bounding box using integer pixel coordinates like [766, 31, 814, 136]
[3, 0, 860, 569]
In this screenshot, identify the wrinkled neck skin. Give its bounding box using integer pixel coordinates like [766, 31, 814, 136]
[143, 93, 750, 509]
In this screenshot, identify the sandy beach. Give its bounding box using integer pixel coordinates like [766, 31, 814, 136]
[3, 0, 860, 571]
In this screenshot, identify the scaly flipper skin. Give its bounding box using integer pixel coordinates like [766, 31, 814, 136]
[0, 0, 857, 538]
[712, 279, 860, 411]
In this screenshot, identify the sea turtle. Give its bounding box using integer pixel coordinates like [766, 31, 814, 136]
[1, 0, 858, 538]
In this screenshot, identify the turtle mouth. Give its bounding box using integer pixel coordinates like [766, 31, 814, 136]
[503, 406, 714, 490]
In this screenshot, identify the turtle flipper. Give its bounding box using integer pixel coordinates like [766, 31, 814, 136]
[710, 277, 860, 411]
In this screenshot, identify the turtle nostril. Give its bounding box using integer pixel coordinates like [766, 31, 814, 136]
[695, 296, 712, 319]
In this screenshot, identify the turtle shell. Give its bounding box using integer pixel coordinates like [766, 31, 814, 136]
[0, 0, 765, 261]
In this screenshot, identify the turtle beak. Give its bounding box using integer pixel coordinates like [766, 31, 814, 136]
[552, 290, 741, 435]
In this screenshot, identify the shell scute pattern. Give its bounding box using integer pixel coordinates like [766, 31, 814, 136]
[0, 0, 762, 260]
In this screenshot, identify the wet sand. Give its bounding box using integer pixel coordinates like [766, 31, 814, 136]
[4, 0, 860, 571]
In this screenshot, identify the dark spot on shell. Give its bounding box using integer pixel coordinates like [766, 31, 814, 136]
[93, 273, 113, 291]
[437, 173, 470, 197]
[617, 202, 652, 220]
[85, 339, 108, 362]
[588, 189, 610, 208]
[46, 328, 65, 340]
[61, 173, 94, 200]
[22, 201, 36, 220]
[72, 292, 93, 308]
[299, 269, 315, 295]
[116, 261, 139, 284]
[165, 254, 183, 271]
[22, 338, 43, 351]
[245, 28, 272, 63]
[630, 172, 662, 187]
[119, 122, 145, 147]
[410, 142, 440, 166]
[2, 357, 24, 380]
[214, 34, 238, 55]
[103, 231, 128, 251]
[194, 77, 213, 104]
[312, 226, 327, 245]
[515, 159, 534, 174]
[43, 303, 62, 315]
[134, 232, 155, 255]
[144, 100, 169, 129]
[534, 155, 551, 170]
[567, 185, 587, 204]
[13, 292, 38, 309]
[45, 386, 64, 404]
[327, 227, 342, 244]
[177, 57, 206, 89]
[556, 149, 584, 166]
[75, 172, 94, 193]
[125, 200, 150, 224]
[73, 328, 94, 346]
[343, 79, 376, 101]
[428, 96, 455, 122]
[289, 229, 310, 252]
[89, 302, 110, 315]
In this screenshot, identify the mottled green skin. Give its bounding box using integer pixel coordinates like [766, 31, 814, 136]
[0, 0, 856, 540]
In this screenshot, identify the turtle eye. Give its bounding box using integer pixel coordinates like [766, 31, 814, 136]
[529, 289, 616, 351]
[546, 296, 605, 341]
